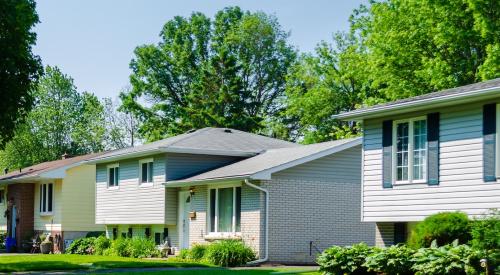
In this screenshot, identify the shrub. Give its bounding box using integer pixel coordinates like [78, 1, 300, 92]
[0, 232, 6, 249]
[364, 244, 415, 275]
[412, 240, 480, 275]
[317, 243, 377, 275]
[179, 248, 190, 259]
[93, 236, 111, 255]
[189, 244, 208, 260]
[470, 210, 500, 272]
[205, 240, 255, 267]
[408, 212, 471, 248]
[127, 237, 160, 258]
[65, 237, 96, 255]
[105, 237, 129, 257]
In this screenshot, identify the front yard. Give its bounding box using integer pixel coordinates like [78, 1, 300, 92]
[0, 254, 319, 274]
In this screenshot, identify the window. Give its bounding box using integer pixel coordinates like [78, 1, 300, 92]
[393, 117, 427, 183]
[0, 189, 4, 204]
[39, 183, 54, 214]
[108, 164, 119, 187]
[145, 228, 151, 238]
[139, 158, 153, 184]
[208, 186, 241, 233]
[112, 228, 118, 240]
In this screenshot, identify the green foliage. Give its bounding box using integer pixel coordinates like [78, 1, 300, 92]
[0, 0, 43, 148]
[93, 236, 111, 256]
[317, 243, 377, 275]
[65, 237, 96, 255]
[121, 7, 296, 141]
[470, 210, 500, 270]
[104, 237, 129, 257]
[364, 244, 415, 275]
[412, 240, 480, 275]
[126, 237, 160, 258]
[408, 212, 471, 248]
[85, 231, 105, 238]
[0, 232, 6, 249]
[179, 248, 190, 259]
[204, 240, 255, 267]
[189, 244, 209, 261]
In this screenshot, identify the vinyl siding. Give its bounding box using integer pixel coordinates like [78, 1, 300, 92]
[95, 154, 167, 224]
[61, 164, 103, 232]
[34, 179, 62, 231]
[363, 101, 500, 222]
[165, 153, 242, 180]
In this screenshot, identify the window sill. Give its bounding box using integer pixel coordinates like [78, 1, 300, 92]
[107, 186, 120, 190]
[139, 182, 154, 187]
[393, 181, 428, 186]
[40, 212, 54, 217]
[204, 233, 242, 241]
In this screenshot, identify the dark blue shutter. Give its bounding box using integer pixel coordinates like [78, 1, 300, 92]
[382, 120, 393, 188]
[483, 104, 496, 182]
[427, 113, 440, 185]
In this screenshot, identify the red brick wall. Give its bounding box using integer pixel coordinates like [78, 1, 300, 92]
[7, 183, 35, 247]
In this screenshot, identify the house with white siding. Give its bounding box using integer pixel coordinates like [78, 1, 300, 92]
[88, 127, 374, 263]
[336, 78, 500, 247]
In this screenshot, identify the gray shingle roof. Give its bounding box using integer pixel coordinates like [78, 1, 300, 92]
[166, 137, 361, 184]
[337, 78, 500, 120]
[0, 152, 105, 182]
[88, 128, 299, 162]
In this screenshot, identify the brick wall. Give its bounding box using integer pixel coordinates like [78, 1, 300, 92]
[7, 183, 35, 247]
[261, 178, 375, 263]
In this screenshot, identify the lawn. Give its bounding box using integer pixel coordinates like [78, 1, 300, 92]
[0, 254, 320, 274]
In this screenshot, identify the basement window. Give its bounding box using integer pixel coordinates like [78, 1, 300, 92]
[39, 183, 54, 214]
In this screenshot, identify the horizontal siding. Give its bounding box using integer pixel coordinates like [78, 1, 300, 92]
[165, 153, 242, 181]
[363, 101, 500, 222]
[273, 145, 361, 183]
[95, 154, 167, 224]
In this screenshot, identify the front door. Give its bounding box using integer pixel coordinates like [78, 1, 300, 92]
[178, 191, 191, 249]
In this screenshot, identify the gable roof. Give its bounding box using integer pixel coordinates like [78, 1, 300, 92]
[0, 152, 104, 183]
[86, 128, 299, 164]
[165, 137, 361, 187]
[336, 78, 500, 121]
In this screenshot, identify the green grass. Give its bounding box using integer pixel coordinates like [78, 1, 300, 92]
[102, 267, 320, 275]
[0, 254, 209, 272]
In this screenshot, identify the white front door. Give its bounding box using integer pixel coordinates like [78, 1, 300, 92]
[178, 191, 191, 249]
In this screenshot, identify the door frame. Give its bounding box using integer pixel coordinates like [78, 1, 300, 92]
[178, 191, 190, 249]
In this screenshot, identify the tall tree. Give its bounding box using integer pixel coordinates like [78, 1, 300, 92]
[0, 0, 43, 147]
[103, 96, 141, 149]
[0, 66, 106, 169]
[121, 7, 296, 141]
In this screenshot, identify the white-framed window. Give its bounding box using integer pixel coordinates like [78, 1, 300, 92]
[393, 117, 427, 184]
[39, 183, 54, 214]
[0, 188, 5, 204]
[139, 158, 154, 184]
[108, 164, 119, 187]
[208, 185, 242, 234]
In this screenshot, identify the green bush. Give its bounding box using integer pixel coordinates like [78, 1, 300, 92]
[179, 248, 190, 259]
[412, 240, 480, 275]
[0, 232, 6, 249]
[189, 244, 208, 260]
[408, 212, 471, 248]
[126, 237, 160, 258]
[317, 243, 377, 275]
[205, 240, 255, 267]
[105, 237, 129, 257]
[364, 244, 415, 275]
[471, 210, 500, 273]
[93, 235, 111, 255]
[65, 237, 96, 255]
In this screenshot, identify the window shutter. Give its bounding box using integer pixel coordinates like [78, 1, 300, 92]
[483, 104, 496, 182]
[382, 120, 393, 188]
[427, 113, 440, 185]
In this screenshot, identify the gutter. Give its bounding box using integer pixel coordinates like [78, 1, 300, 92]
[244, 179, 269, 265]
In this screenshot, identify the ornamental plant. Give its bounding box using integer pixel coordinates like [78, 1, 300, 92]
[317, 243, 378, 275]
[408, 212, 471, 248]
[364, 244, 415, 275]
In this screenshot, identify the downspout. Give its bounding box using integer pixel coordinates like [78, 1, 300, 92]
[244, 179, 269, 265]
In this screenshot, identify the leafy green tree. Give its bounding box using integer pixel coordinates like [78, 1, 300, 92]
[0, 66, 106, 169]
[103, 96, 141, 149]
[121, 7, 296, 141]
[0, 0, 43, 147]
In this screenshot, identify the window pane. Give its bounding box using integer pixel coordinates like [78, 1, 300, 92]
[210, 189, 216, 232]
[39, 185, 42, 212]
[413, 120, 427, 180]
[115, 167, 119, 186]
[396, 122, 409, 181]
[109, 168, 115, 186]
[141, 163, 148, 183]
[48, 184, 53, 212]
[148, 162, 153, 182]
[218, 188, 234, 232]
[235, 187, 241, 232]
[42, 184, 46, 212]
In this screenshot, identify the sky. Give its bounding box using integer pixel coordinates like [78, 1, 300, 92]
[33, 0, 366, 99]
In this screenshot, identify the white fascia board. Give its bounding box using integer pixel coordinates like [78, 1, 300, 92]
[164, 176, 248, 188]
[250, 138, 362, 180]
[161, 147, 257, 157]
[336, 86, 500, 121]
[85, 149, 163, 164]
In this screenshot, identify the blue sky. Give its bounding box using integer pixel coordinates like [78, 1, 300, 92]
[33, 0, 366, 99]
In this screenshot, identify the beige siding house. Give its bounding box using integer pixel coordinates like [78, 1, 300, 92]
[337, 78, 500, 247]
[0, 153, 104, 251]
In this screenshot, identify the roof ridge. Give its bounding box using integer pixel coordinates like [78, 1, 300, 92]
[165, 127, 211, 148]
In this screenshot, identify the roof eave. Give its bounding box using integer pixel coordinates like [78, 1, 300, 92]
[164, 175, 249, 188]
[336, 86, 500, 121]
